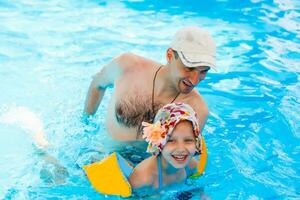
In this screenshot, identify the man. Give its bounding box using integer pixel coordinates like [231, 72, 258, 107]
[84, 26, 216, 141]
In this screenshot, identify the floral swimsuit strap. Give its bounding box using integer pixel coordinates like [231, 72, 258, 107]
[157, 155, 163, 192]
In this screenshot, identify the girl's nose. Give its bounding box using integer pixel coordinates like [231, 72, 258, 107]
[176, 141, 186, 150]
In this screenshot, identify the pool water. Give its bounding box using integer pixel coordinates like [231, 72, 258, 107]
[0, 0, 299, 199]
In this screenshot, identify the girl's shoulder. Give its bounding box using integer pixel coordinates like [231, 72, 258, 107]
[188, 157, 198, 171]
[129, 156, 158, 189]
[135, 156, 157, 169]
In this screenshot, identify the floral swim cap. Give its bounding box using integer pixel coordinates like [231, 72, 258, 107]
[142, 102, 202, 155]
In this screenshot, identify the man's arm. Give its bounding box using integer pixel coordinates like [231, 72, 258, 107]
[84, 55, 125, 115]
[189, 93, 209, 134]
[196, 103, 209, 134]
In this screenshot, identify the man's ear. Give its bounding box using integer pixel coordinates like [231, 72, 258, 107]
[166, 48, 174, 62]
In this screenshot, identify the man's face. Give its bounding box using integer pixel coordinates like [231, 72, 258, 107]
[172, 55, 210, 94]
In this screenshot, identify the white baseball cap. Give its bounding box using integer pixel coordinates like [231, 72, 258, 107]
[170, 26, 216, 69]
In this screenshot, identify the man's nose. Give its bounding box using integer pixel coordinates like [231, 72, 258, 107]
[189, 71, 200, 85]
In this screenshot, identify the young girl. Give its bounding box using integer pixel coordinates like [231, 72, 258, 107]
[129, 102, 204, 192]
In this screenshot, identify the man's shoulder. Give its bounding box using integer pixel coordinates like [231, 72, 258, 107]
[183, 90, 208, 115]
[116, 52, 156, 70]
[117, 52, 140, 63]
[185, 90, 207, 106]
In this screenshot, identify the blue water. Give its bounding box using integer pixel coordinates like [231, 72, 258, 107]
[0, 0, 299, 199]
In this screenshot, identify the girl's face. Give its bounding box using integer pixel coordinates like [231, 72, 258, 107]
[161, 120, 197, 169]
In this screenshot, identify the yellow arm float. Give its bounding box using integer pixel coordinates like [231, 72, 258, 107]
[83, 152, 133, 197]
[189, 137, 208, 178]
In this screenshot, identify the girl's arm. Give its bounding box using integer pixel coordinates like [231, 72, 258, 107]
[129, 157, 154, 190]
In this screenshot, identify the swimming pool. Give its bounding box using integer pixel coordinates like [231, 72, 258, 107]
[0, 0, 299, 199]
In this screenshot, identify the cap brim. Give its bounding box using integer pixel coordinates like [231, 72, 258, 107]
[178, 51, 216, 70]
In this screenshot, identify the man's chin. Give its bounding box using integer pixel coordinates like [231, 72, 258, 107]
[178, 81, 194, 94]
[180, 87, 194, 94]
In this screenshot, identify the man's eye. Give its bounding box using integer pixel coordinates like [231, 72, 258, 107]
[185, 68, 194, 72]
[168, 139, 174, 143]
[197, 67, 210, 73]
[200, 69, 209, 74]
